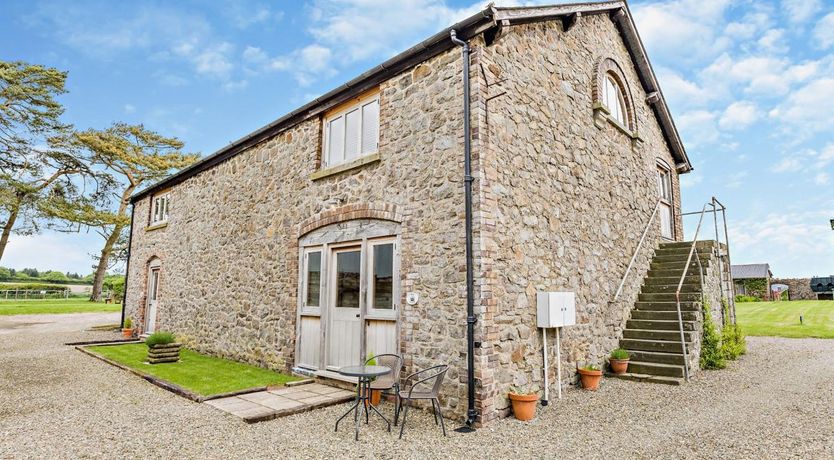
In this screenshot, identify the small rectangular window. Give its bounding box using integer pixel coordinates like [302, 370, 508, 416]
[305, 251, 321, 307]
[335, 250, 361, 308]
[150, 193, 170, 225]
[370, 242, 394, 310]
[322, 91, 379, 167]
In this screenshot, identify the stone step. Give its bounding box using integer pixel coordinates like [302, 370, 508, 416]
[626, 361, 685, 378]
[623, 328, 696, 342]
[625, 349, 687, 365]
[620, 338, 692, 353]
[609, 373, 682, 385]
[650, 260, 707, 271]
[643, 275, 702, 286]
[641, 283, 702, 294]
[660, 241, 718, 250]
[639, 292, 702, 302]
[631, 310, 701, 321]
[626, 319, 698, 331]
[635, 301, 701, 312]
[652, 254, 712, 264]
[646, 268, 704, 278]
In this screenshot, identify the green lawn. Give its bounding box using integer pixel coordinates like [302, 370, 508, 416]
[736, 300, 834, 339]
[86, 343, 300, 396]
[0, 298, 120, 316]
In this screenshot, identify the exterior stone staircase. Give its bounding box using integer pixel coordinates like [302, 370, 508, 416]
[615, 240, 720, 385]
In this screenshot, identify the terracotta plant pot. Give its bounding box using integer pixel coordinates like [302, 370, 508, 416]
[369, 389, 382, 406]
[508, 392, 539, 421]
[121, 328, 134, 338]
[578, 368, 603, 390]
[609, 358, 629, 375]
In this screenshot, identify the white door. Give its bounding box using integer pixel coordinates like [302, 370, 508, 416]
[657, 166, 674, 239]
[327, 247, 362, 370]
[146, 267, 160, 333]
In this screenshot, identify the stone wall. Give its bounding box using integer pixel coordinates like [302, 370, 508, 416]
[125, 46, 477, 417]
[473, 15, 686, 420]
[125, 12, 690, 425]
[772, 278, 815, 300]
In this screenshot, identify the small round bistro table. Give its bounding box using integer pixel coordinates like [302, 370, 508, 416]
[334, 365, 392, 440]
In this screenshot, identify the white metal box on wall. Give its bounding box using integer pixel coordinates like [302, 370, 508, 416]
[536, 292, 576, 328]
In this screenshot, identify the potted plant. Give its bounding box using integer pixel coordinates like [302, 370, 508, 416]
[508, 386, 540, 421]
[145, 331, 181, 364]
[608, 348, 630, 374]
[578, 364, 602, 390]
[121, 318, 134, 338]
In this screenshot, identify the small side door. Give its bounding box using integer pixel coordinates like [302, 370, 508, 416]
[657, 165, 674, 239]
[145, 266, 160, 333]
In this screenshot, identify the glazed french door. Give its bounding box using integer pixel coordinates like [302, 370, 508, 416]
[145, 267, 160, 333]
[326, 246, 362, 370]
[657, 165, 674, 239]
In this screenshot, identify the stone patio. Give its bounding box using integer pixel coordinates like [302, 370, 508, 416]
[205, 382, 356, 423]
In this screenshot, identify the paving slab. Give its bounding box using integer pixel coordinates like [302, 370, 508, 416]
[205, 382, 355, 423]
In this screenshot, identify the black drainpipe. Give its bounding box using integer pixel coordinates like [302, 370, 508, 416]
[450, 29, 478, 428]
[119, 203, 135, 329]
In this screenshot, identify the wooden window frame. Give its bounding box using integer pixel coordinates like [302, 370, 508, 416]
[321, 91, 380, 169]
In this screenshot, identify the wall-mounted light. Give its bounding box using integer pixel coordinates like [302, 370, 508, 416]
[830, 218, 834, 230]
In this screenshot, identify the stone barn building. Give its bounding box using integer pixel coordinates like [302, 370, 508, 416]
[123, 1, 730, 425]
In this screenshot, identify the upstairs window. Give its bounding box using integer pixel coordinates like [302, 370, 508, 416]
[151, 193, 170, 225]
[602, 74, 627, 127]
[322, 92, 379, 168]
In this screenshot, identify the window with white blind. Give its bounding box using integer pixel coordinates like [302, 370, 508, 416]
[322, 93, 379, 168]
[151, 193, 170, 225]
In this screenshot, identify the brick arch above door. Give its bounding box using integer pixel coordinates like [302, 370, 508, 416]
[298, 202, 402, 238]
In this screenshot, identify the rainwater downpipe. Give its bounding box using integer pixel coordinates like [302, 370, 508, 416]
[119, 204, 136, 330]
[450, 29, 478, 428]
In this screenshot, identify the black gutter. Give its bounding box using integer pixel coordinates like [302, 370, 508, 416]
[119, 204, 135, 329]
[450, 29, 478, 428]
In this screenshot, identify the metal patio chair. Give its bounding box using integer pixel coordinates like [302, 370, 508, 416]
[365, 354, 403, 421]
[395, 364, 448, 439]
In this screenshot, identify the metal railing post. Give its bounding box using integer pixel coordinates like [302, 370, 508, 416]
[676, 203, 709, 381]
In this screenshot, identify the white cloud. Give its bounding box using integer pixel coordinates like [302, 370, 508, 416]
[782, 0, 822, 24]
[680, 173, 703, 188]
[677, 110, 720, 146]
[123, 104, 135, 114]
[770, 78, 834, 134]
[814, 172, 830, 185]
[242, 46, 268, 64]
[771, 156, 803, 173]
[719, 101, 760, 130]
[725, 171, 748, 188]
[175, 41, 235, 78]
[813, 13, 834, 49]
[656, 67, 714, 109]
[632, 0, 732, 64]
[731, 210, 834, 277]
[758, 29, 788, 54]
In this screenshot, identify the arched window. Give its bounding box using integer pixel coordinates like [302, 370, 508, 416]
[593, 58, 636, 135]
[602, 74, 627, 126]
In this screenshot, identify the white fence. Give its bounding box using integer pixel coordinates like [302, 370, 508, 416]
[0, 289, 71, 300]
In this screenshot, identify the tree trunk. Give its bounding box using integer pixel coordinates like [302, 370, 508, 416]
[90, 185, 135, 302]
[0, 201, 21, 263]
[90, 223, 123, 301]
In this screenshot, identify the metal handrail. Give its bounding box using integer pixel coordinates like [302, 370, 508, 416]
[613, 200, 662, 302]
[712, 197, 737, 324]
[676, 203, 710, 381]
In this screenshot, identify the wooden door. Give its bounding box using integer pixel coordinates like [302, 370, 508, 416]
[145, 267, 160, 333]
[657, 166, 674, 239]
[327, 247, 362, 370]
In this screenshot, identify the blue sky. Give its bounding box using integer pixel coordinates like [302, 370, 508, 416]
[1, 0, 833, 278]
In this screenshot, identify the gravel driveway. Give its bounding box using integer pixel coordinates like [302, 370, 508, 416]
[1, 321, 832, 459]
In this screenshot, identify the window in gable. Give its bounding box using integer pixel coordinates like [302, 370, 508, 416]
[322, 93, 379, 168]
[602, 74, 627, 127]
[150, 193, 170, 225]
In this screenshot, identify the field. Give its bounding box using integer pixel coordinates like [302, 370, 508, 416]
[736, 300, 834, 339]
[85, 343, 299, 396]
[0, 298, 120, 316]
